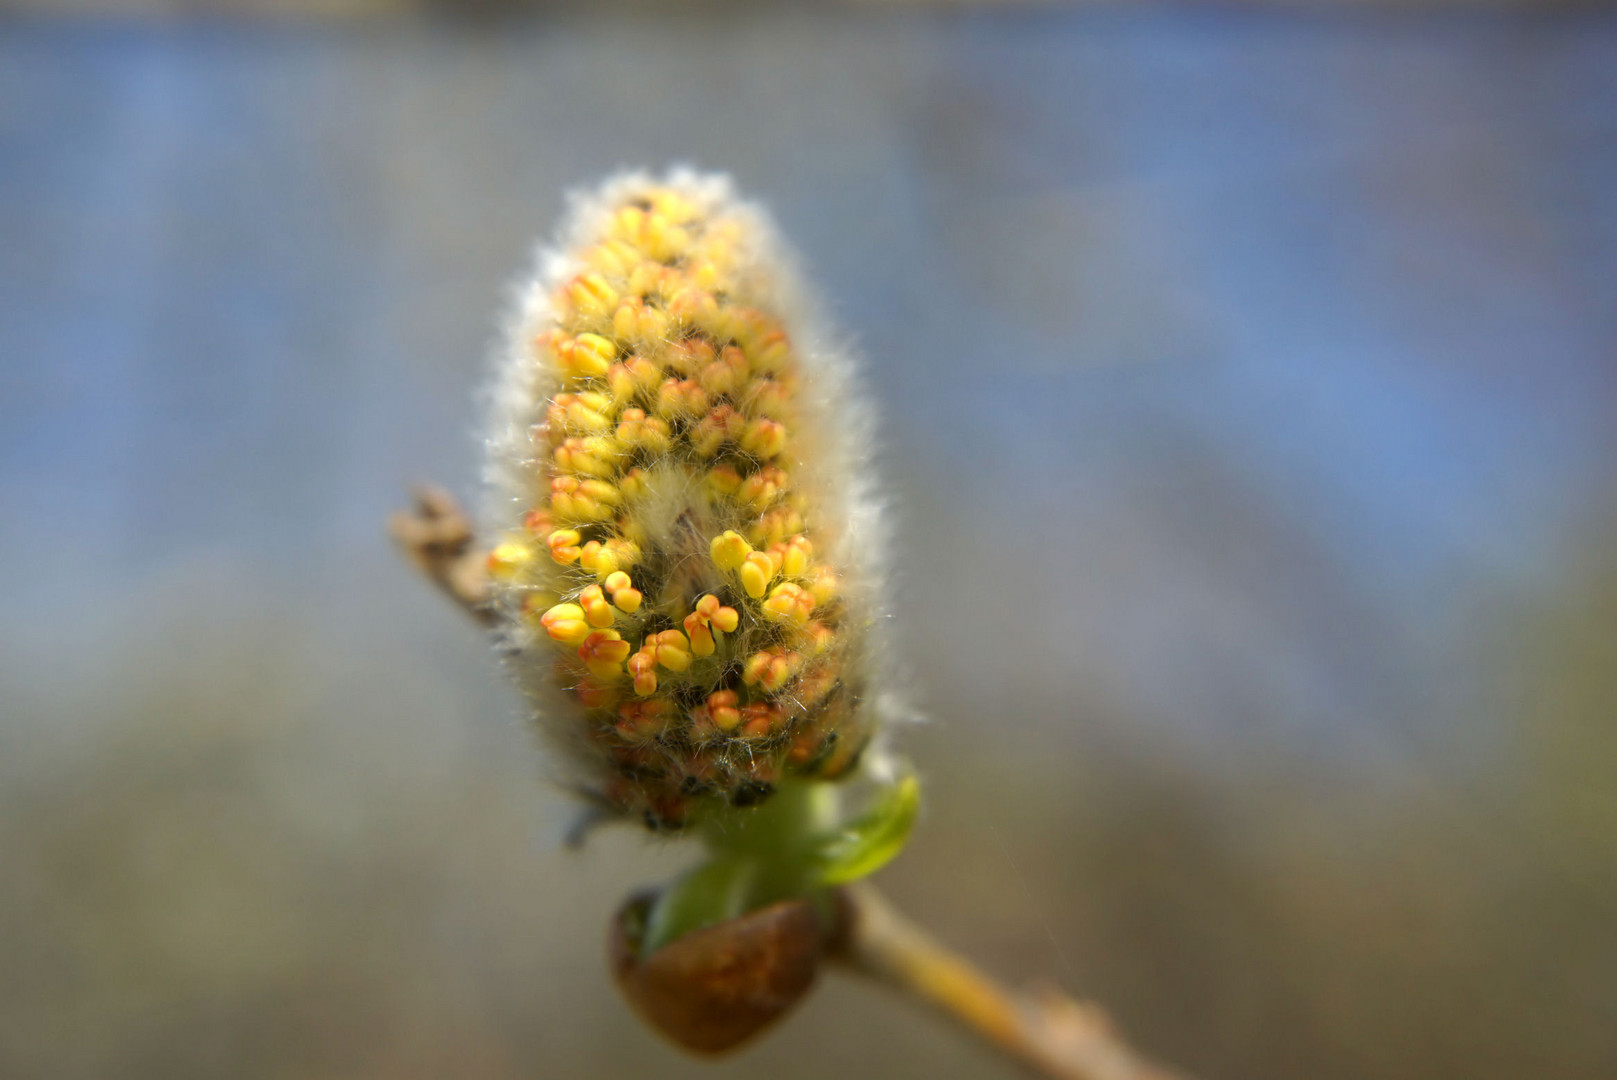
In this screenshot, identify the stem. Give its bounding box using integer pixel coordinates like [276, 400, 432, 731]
[831, 883, 1191, 1080]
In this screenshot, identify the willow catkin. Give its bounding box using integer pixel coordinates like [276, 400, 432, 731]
[482, 170, 890, 829]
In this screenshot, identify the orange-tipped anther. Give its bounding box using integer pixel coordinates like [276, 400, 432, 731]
[627, 647, 658, 696]
[578, 629, 631, 679]
[579, 585, 615, 628]
[546, 528, 583, 565]
[616, 408, 673, 454]
[740, 417, 787, 459]
[540, 603, 591, 645]
[698, 345, 749, 397]
[651, 629, 692, 672]
[603, 571, 642, 613]
[762, 582, 815, 627]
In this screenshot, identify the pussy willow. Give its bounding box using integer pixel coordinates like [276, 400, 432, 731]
[483, 170, 889, 829]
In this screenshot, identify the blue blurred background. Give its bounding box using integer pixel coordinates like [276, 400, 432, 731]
[3, 4, 1615, 1078]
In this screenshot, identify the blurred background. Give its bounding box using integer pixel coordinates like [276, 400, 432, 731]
[3, 2, 1616, 1078]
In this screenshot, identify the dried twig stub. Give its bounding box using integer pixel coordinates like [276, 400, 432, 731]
[388, 485, 495, 625]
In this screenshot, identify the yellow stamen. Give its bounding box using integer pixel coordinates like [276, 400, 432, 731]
[544, 529, 582, 565]
[710, 530, 752, 572]
[741, 417, 787, 459]
[578, 628, 631, 679]
[486, 541, 531, 580]
[739, 550, 776, 599]
[539, 603, 591, 645]
[579, 585, 615, 628]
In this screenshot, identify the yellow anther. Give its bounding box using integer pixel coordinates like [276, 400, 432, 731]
[579, 585, 615, 628]
[603, 571, 643, 613]
[698, 346, 749, 397]
[615, 408, 672, 455]
[585, 237, 641, 278]
[740, 417, 787, 459]
[745, 506, 803, 547]
[682, 593, 740, 658]
[778, 534, 812, 577]
[739, 550, 776, 599]
[742, 648, 801, 693]
[668, 338, 715, 376]
[618, 466, 648, 500]
[568, 392, 615, 432]
[710, 530, 752, 572]
[565, 270, 618, 320]
[654, 377, 708, 420]
[577, 540, 618, 580]
[547, 392, 614, 434]
[700, 593, 740, 633]
[539, 603, 591, 645]
[738, 465, 788, 511]
[647, 188, 700, 224]
[740, 702, 784, 739]
[627, 647, 658, 696]
[688, 258, 725, 293]
[556, 332, 616, 379]
[667, 286, 718, 330]
[751, 329, 791, 373]
[686, 621, 716, 658]
[612, 297, 669, 344]
[613, 205, 689, 263]
[740, 376, 791, 419]
[710, 305, 767, 350]
[691, 404, 743, 458]
[610, 204, 645, 243]
[650, 629, 692, 672]
[628, 260, 676, 301]
[549, 476, 620, 522]
[546, 528, 582, 564]
[606, 355, 661, 404]
[553, 435, 623, 478]
[486, 541, 531, 580]
[763, 582, 815, 627]
[646, 215, 689, 263]
[577, 629, 631, 679]
[706, 464, 743, 498]
[699, 689, 742, 733]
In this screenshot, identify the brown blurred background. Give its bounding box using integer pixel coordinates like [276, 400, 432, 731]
[3, 2, 1615, 1078]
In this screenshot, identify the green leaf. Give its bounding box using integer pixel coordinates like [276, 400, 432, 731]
[807, 773, 921, 886]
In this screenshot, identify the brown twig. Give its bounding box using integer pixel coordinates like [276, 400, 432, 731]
[830, 883, 1190, 1080]
[393, 486, 1198, 1080]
